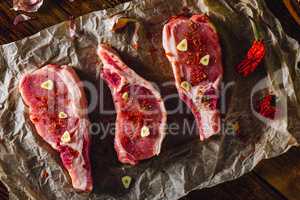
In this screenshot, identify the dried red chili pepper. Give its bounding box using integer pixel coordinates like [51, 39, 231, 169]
[236, 40, 266, 77]
[258, 94, 276, 119]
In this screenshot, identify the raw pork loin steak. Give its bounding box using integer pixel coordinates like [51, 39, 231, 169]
[98, 44, 167, 165]
[163, 15, 223, 141]
[19, 64, 93, 192]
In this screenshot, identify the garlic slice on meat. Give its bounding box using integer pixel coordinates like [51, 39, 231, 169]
[200, 54, 210, 66]
[177, 39, 188, 51]
[41, 80, 54, 90]
[61, 131, 71, 143]
[180, 81, 192, 92]
[58, 112, 68, 119]
[141, 126, 150, 138]
[122, 92, 129, 101]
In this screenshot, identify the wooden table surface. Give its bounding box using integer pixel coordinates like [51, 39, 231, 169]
[0, 0, 300, 200]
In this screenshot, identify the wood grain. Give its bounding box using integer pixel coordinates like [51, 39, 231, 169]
[182, 173, 287, 200]
[0, 0, 129, 45]
[255, 148, 300, 200]
[0, 0, 300, 200]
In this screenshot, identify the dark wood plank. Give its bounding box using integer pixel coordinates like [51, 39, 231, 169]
[266, 0, 300, 42]
[254, 147, 300, 200]
[0, 182, 8, 200]
[0, 0, 130, 45]
[182, 173, 287, 200]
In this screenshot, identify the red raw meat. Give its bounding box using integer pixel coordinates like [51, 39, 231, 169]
[162, 15, 223, 141]
[19, 64, 93, 192]
[98, 44, 167, 165]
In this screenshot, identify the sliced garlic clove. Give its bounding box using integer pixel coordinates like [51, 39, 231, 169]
[61, 131, 71, 144]
[122, 176, 132, 189]
[41, 80, 54, 90]
[58, 112, 68, 119]
[140, 126, 150, 138]
[200, 54, 210, 66]
[122, 92, 129, 101]
[180, 81, 192, 92]
[176, 39, 188, 52]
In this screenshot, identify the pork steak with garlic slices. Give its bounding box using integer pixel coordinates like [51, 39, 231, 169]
[98, 44, 167, 165]
[163, 15, 223, 141]
[19, 64, 93, 192]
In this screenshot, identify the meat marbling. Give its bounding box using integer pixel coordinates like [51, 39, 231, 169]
[98, 44, 167, 165]
[162, 15, 223, 141]
[19, 64, 93, 192]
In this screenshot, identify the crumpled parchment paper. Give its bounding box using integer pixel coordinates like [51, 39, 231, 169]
[1, 0, 300, 199]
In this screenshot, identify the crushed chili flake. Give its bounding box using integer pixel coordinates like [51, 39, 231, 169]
[195, 14, 210, 23]
[132, 43, 139, 50]
[189, 66, 207, 85]
[236, 40, 266, 77]
[125, 111, 143, 124]
[225, 120, 240, 136]
[60, 146, 79, 167]
[258, 94, 277, 119]
[41, 170, 49, 179]
[138, 98, 156, 110]
[166, 14, 188, 24]
[201, 87, 218, 110]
